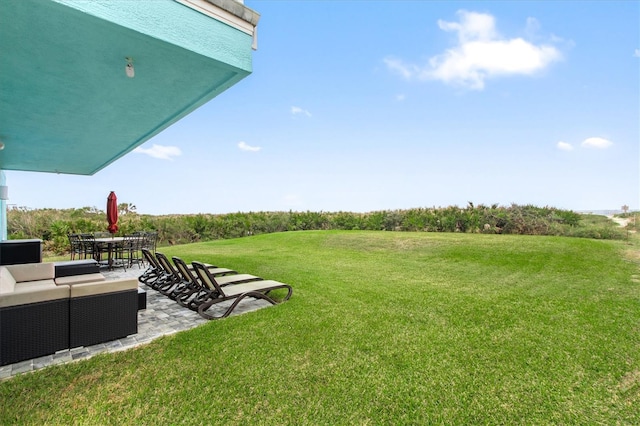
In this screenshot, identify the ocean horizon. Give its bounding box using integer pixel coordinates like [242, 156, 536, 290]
[577, 209, 633, 216]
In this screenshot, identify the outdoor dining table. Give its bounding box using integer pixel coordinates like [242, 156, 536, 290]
[93, 236, 125, 269]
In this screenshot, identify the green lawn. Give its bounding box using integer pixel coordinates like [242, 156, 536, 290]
[1, 231, 639, 424]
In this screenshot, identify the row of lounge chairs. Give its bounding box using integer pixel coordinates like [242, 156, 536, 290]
[139, 249, 292, 320]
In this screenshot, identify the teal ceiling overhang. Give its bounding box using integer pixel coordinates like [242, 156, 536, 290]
[0, 0, 258, 175]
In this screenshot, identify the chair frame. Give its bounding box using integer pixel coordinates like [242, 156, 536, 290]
[171, 256, 240, 311]
[146, 251, 181, 294]
[154, 252, 192, 300]
[67, 233, 83, 261]
[126, 234, 144, 269]
[191, 261, 292, 320]
[139, 248, 159, 284]
[139, 248, 174, 290]
[141, 231, 158, 253]
[175, 257, 264, 311]
[172, 256, 207, 310]
[79, 233, 99, 261]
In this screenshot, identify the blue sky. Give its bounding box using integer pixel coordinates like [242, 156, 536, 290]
[6, 1, 639, 215]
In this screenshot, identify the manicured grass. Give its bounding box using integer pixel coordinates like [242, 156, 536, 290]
[2, 231, 639, 424]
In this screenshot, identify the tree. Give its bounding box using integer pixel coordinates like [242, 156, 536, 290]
[118, 203, 137, 215]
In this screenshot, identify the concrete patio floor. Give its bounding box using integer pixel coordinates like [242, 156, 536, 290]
[0, 265, 272, 380]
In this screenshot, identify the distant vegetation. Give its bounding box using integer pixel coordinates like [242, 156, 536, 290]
[6, 203, 632, 256]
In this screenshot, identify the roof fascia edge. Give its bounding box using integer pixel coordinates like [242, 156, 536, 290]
[175, 0, 260, 36]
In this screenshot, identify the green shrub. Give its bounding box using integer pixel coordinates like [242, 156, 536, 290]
[7, 203, 629, 257]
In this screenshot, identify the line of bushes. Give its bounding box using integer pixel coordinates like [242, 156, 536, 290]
[6, 203, 628, 256]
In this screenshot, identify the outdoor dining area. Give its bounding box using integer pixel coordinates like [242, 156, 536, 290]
[66, 191, 157, 271]
[67, 231, 158, 271]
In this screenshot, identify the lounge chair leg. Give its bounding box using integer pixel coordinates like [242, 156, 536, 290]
[197, 291, 280, 320]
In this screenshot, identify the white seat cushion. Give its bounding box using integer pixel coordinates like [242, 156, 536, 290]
[0, 281, 69, 307]
[55, 273, 106, 286]
[70, 278, 138, 298]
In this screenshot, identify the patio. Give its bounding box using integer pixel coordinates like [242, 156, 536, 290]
[0, 265, 272, 380]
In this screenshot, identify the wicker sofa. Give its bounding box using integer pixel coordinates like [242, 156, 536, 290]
[0, 262, 138, 366]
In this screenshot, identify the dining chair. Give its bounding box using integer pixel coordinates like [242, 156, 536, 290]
[79, 234, 98, 261]
[67, 233, 83, 260]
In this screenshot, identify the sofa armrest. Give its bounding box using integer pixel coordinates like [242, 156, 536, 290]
[54, 260, 100, 277]
[5, 263, 55, 282]
[0, 266, 16, 294]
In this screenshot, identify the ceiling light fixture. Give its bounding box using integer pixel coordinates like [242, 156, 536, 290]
[125, 57, 135, 78]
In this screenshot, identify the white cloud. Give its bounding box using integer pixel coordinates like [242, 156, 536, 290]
[291, 106, 312, 117]
[557, 141, 573, 151]
[581, 137, 613, 149]
[438, 10, 497, 42]
[383, 57, 417, 80]
[395, 93, 406, 101]
[634, 48, 640, 57]
[133, 144, 181, 160]
[385, 10, 562, 90]
[238, 141, 261, 152]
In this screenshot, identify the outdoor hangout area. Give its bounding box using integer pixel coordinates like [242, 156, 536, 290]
[0, 237, 293, 370]
[0, 230, 638, 423]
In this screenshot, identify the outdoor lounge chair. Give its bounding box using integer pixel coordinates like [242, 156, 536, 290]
[171, 256, 205, 309]
[139, 248, 172, 289]
[172, 256, 260, 310]
[139, 248, 160, 284]
[191, 261, 293, 320]
[154, 252, 250, 300]
[153, 252, 188, 297]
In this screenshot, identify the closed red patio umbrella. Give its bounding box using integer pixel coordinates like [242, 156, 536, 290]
[107, 191, 118, 234]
